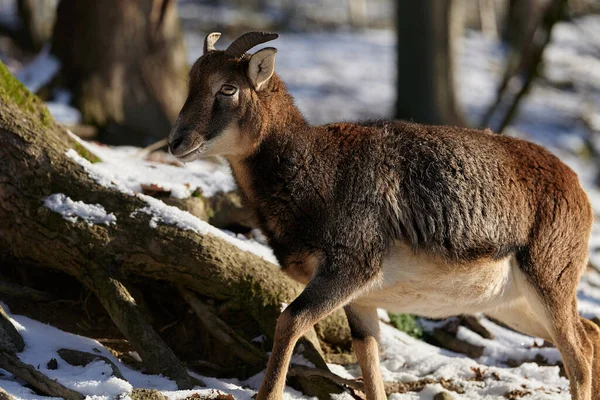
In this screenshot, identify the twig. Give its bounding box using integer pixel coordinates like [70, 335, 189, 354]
[494, 0, 566, 133]
[480, 0, 567, 133]
[136, 138, 168, 158]
[58, 348, 126, 381]
[0, 351, 84, 400]
[84, 266, 200, 389]
[179, 287, 265, 365]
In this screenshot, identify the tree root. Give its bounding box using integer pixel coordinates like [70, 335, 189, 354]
[179, 287, 265, 365]
[83, 265, 199, 389]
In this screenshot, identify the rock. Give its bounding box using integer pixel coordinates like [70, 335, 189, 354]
[434, 392, 454, 400]
[47, 358, 58, 370]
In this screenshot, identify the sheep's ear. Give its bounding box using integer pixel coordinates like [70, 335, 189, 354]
[248, 47, 277, 91]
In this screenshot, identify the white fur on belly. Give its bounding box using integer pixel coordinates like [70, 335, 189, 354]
[354, 242, 521, 318]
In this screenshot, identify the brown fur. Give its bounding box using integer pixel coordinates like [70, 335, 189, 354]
[168, 33, 598, 400]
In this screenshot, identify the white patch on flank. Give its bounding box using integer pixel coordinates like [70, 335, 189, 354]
[356, 242, 516, 318]
[44, 193, 116, 226]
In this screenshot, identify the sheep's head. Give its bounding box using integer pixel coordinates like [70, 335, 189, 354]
[168, 31, 279, 162]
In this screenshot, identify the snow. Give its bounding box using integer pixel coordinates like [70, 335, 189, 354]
[64, 138, 277, 264]
[67, 135, 235, 199]
[2, 300, 581, 400]
[43, 193, 116, 226]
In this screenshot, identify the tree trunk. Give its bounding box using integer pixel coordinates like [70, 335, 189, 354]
[0, 62, 345, 398]
[395, 0, 464, 126]
[51, 0, 187, 144]
[17, 0, 58, 51]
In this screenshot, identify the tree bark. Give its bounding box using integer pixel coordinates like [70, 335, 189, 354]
[395, 0, 464, 126]
[51, 0, 187, 144]
[0, 62, 344, 398]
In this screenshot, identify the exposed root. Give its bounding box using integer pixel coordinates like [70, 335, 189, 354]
[0, 351, 84, 400]
[83, 266, 200, 389]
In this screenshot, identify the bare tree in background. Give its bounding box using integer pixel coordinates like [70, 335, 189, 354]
[52, 0, 188, 144]
[17, 0, 58, 51]
[395, 0, 464, 126]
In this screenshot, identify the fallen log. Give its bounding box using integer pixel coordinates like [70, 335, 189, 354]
[0, 61, 343, 397]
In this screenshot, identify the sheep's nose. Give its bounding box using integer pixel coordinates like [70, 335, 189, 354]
[169, 135, 185, 153]
[168, 125, 191, 154]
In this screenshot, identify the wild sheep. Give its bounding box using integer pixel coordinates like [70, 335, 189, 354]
[168, 32, 600, 400]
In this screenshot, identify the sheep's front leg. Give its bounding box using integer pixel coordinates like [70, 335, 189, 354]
[256, 272, 374, 400]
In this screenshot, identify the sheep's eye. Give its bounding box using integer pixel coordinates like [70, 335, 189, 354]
[219, 84, 237, 96]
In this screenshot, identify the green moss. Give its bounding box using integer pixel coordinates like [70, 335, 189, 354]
[73, 141, 101, 163]
[389, 313, 423, 339]
[0, 61, 53, 127]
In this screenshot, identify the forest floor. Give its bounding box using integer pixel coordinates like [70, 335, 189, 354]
[4, 10, 600, 400]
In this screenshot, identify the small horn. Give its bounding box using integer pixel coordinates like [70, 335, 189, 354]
[225, 31, 279, 58]
[203, 32, 221, 54]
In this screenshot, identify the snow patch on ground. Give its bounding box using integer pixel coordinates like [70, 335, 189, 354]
[43, 193, 116, 226]
[1, 302, 579, 400]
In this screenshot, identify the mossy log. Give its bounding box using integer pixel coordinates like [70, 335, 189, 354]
[0, 62, 345, 397]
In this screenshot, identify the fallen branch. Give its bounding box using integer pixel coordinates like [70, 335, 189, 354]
[461, 315, 494, 340]
[432, 328, 484, 359]
[0, 351, 84, 400]
[289, 366, 364, 391]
